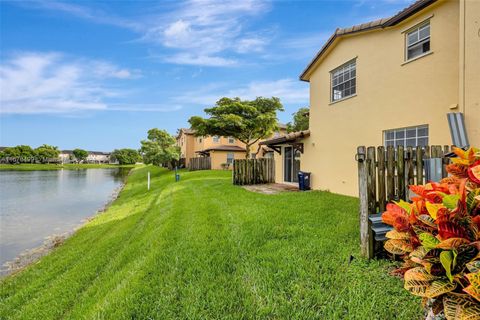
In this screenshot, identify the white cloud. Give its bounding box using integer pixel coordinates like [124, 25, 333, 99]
[0, 52, 141, 114]
[142, 0, 271, 66]
[235, 37, 266, 54]
[22, 0, 142, 31]
[164, 54, 237, 67]
[175, 78, 308, 106]
[91, 61, 141, 79]
[229, 79, 309, 104]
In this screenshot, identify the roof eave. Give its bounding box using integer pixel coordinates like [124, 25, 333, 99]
[299, 0, 437, 81]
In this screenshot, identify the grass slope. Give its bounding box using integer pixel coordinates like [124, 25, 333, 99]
[0, 164, 137, 171]
[0, 167, 421, 319]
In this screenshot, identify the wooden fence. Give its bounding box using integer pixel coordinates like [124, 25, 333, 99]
[356, 145, 452, 258]
[189, 157, 211, 171]
[233, 158, 275, 185]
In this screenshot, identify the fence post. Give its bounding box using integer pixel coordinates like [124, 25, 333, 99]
[357, 146, 372, 258]
[386, 146, 395, 202]
[377, 146, 386, 212]
[397, 146, 405, 200]
[416, 146, 423, 185]
[366, 147, 377, 215]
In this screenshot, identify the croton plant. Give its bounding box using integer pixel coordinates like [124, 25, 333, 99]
[382, 147, 480, 320]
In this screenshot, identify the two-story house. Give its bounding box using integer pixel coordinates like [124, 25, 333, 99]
[262, 0, 479, 196]
[177, 124, 288, 170]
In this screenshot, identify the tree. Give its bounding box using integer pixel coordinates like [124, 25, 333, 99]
[72, 148, 89, 162]
[286, 107, 309, 133]
[34, 144, 60, 163]
[2, 147, 21, 158]
[189, 97, 284, 158]
[1, 145, 36, 163]
[111, 149, 141, 165]
[140, 128, 180, 166]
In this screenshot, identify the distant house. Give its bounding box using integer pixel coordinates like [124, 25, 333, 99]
[176, 124, 287, 170]
[86, 151, 111, 164]
[59, 150, 74, 163]
[59, 150, 112, 164]
[176, 128, 196, 165]
[262, 0, 480, 196]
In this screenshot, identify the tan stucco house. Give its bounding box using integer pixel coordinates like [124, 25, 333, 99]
[177, 125, 287, 170]
[262, 0, 480, 196]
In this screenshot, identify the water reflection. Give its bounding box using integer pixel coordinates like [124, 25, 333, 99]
[0, 168, 129, 267]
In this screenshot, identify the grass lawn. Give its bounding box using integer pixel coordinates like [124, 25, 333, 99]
[0, 163, 137, 171]
[0, 166, 421, 319]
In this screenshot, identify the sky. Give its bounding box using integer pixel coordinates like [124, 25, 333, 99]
[0, 0, 412, 151]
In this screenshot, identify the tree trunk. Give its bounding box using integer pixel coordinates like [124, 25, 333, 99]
[245, 144, 250, 159]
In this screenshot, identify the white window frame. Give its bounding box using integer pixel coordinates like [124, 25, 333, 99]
[213, 135, 220, 143]
[226, 152, 234, 164]
[405, 21, 430, 61]
[384, 125, 429, 148]
[330, 59, 356, 103]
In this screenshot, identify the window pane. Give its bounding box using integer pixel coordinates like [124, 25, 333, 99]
[408, 44, 423, 59]
[418, 127, 428, 136]
[419, 24, 430, 40]
[418, 137, 428, 146]
[384, 125, 428, 148]
[408, 31, 418, 45]
[331, 60, 356, 101]
[422, 40, 430, 53]
[406, 138, 416, 147]
[406, 128, 416, 138]
[406, 22, 430, 60]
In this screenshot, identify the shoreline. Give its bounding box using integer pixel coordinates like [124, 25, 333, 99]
[1, 169, 133, 277]
[0, 164, 137, 171]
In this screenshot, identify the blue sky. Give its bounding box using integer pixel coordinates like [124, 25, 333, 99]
[0, 0, 411, 151]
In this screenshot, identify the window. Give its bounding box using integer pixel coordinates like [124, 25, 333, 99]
[331, 59, 356, 102]
[226, 152, 234, 164]
[228, 136, 235, 144]
[198, 137, 203, 143]
[406, 22, 430, 60]
[384, 125, 428, 147]
[213, 135, 220, 143]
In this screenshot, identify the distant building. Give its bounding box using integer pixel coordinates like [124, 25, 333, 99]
[176, 124, 287, 170]
[59, 150, 112, 164]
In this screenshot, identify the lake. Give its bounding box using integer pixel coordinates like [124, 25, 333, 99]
[0, 168, 129, 270]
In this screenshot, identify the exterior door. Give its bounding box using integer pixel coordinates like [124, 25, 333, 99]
[284, 147, 292, 182]
[284, 146, 301, 183]
[293, 149, 301, 182]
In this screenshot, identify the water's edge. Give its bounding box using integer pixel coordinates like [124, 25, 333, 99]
[1, 169, 132, 277]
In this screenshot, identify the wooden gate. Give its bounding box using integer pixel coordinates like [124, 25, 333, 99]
[233, 158, 275, 185]
[189, 157, 211, 171]
[356, 145, 451, 258]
